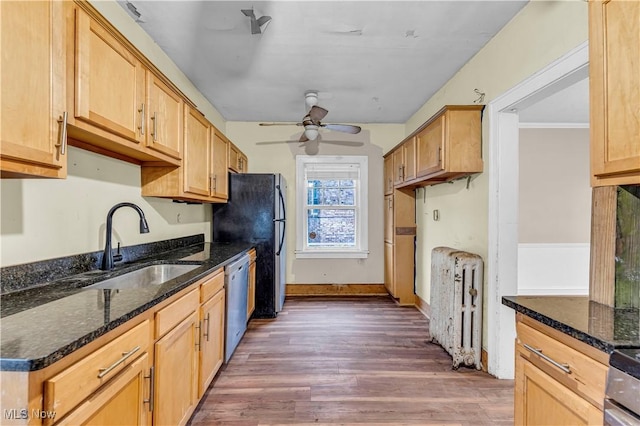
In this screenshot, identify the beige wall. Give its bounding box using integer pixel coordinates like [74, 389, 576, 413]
[519, 128, 591, 244]
[0, 147, 211, 267]
[226, 122, 404, 284]
[410, 1, 588, 305]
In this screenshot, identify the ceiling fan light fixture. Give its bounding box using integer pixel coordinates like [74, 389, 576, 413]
[304, 91, 319, 110]
[304, 125, 319, 141]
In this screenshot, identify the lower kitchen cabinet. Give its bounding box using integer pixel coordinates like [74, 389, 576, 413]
[247, 249, 257, 319]
[198, 286, 225, 397]
[514, 314, 608, 425]
[55, 353, 152, 426]
[154, 292, 200, 426]
[3, 263, 241, 426]
[43, 320, 152, 425]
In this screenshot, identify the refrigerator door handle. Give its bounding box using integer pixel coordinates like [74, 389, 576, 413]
[275, 184, 286, 256]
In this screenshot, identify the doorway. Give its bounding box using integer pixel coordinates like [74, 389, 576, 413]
[486, 41, 589, 379]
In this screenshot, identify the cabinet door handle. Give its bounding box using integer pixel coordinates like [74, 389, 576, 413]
[211, 175, 217, 191]
[144, 366, 154, 413]
[195, 320, 201, 351]
[97, 345, 141, 378]
[138, 103, 145, 135]
[151, 112, 157, 141]
[523, 344, 571, 374]
[57, 112, 68, 155]
[203, 313, 210, 342]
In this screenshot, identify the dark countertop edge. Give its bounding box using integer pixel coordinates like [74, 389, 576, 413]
[501, 296, 616, 354]
[1, 244, 253, 372]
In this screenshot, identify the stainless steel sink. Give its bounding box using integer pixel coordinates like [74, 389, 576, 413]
[84, 264, 199, 290]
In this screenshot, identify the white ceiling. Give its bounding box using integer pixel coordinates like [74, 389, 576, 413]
[120, 0, 528, 124]
[519, 78, 589, 125]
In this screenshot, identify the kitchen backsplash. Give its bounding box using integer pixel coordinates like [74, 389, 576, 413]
[0, 234, 204, 294]
[616, 184, 640, 309]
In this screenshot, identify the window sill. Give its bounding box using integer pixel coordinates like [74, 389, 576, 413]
[295, 250, 369, 259]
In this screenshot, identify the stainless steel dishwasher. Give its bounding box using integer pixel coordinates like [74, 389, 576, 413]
[224, 254, 249, 363]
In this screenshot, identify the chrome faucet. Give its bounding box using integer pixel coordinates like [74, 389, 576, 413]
[101, 202, 150, 270]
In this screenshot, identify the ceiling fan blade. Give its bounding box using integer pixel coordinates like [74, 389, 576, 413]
[308, 106, 328, 123]
[259, 122, 302, 126]
[320, 140, 365, 147]
[321, 124, 362, 134]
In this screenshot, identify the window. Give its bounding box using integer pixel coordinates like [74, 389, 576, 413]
[295, 155, 368, 258]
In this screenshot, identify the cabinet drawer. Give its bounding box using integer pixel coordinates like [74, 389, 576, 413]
[43, 320, 151, 421]
[155, 289, 199, 338]
[200, 268, 224, 303]
[516, 321, 607, 409]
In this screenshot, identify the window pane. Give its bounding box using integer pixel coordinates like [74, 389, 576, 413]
[307, 209, 355, 246]
[307, 180, 355, 206]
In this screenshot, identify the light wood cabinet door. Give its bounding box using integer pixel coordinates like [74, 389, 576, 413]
[212, 130, 229, 200]
[416, 115, 444, 178]
[56, 353, 151, 426]
[248, 256, 256, 318]
[384, 242, 394, 294]
[392, 148, 404, 186]
[515, 351, 602, 425]
[239, 153, 248, 173]
[229, 143, 240, 172]
[154, 311, 199, 426]
[383, 155, 393, 195]
[74, 7, 145, 143]
[0, 0, 67, 178]
[199, 289, 225, 398]
[402, 137, 416, 181]
[146, 73, 183, 160]
[384, 195, 393, 243]
[590, 0, 640, 184]
[183, 107, 212, 197]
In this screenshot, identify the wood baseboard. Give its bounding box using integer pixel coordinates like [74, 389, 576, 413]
[414, 294, 430, 318]
[286, 284, 388, 296]
[481, 349, 488, 373]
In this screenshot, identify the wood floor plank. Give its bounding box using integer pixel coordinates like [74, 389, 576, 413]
[189, 296, 514, 425]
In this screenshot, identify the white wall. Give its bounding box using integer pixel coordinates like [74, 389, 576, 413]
[517, 127, 591, 295]
[226, 123, 404, 285]
[409, 1, 588, 309]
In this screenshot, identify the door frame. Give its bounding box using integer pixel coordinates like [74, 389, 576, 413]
[486, 41, 589, 379]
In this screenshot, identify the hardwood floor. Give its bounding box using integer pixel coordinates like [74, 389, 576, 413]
[189, 296, 514, 425]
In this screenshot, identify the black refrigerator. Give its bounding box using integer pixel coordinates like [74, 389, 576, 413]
[212, 173, 286, 318]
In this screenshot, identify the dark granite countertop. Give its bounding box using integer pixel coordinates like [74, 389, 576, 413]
[502, 295, 640, 354]
[0, 240, 253, 371]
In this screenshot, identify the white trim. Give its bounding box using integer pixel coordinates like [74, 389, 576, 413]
[487, 41, 589, 379]
[519, 122, 589, 129]
[295, 250, 370, 259]
[295, 155, 369, 259]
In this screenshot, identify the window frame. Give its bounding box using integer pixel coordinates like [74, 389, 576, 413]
[295, 155, 369, 259]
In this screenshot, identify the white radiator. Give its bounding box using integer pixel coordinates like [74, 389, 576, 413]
[429, 247, 483, 370]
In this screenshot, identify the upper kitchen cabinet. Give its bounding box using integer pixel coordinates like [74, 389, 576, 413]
[212, 130, 230, 200]
[228, 142, 248, 173]
[142, 106, 228, 203]
[66, 3, 183, 167]
[387, 105, 483, 189]
[146, 74, 184, 160]
[391, 137, 417, 186]
[414, 105, 483, 185]
[384, 155, 394, 195]
[590, 0, 640, 186]
[0, 1, 68, 178]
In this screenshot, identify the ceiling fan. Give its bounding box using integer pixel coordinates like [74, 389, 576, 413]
[259, 92, 362, 142]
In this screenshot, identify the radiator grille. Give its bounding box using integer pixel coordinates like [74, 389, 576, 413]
[430, 247, 483, 369]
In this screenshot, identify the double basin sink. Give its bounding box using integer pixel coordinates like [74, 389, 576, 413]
[84, 264, 200, 290]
